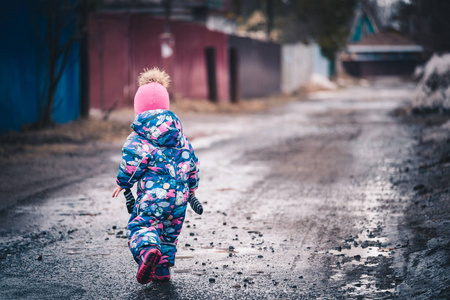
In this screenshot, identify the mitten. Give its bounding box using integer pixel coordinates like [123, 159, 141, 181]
[188, 193, 203, 215]
[124, 188, 135, 214]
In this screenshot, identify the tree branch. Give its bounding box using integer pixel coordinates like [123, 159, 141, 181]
[54, 38, 74, 87]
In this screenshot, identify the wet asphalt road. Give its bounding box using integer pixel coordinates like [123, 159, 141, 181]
[0, 82, 443, 299]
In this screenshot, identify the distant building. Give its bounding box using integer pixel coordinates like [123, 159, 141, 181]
[88, 0, 282, 110]
[339, 1, 426, 77]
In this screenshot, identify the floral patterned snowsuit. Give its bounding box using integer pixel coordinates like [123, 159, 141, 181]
[116, 110, 199, 267]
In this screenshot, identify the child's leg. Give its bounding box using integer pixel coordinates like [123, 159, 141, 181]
[158, 211, 187, 268]
[127, 214, 165, 284]
[127, 214, 162, 262]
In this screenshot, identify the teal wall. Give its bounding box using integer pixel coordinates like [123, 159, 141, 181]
[0, 0, 80, 132]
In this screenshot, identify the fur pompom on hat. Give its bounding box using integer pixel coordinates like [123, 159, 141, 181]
[134, 68, 171, 115]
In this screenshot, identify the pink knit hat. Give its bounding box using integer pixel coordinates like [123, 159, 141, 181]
[134, 68, 171, 115]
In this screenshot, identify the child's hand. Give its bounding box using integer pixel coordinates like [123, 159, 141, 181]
[112, 186, 124, 198]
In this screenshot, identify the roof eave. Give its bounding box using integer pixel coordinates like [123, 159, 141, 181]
[347, 45, 424, 53]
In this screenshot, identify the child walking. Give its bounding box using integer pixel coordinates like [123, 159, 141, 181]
[112, 68, 200, 284]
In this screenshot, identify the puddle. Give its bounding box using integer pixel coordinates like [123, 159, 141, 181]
[326, 246, 391, 260]
[337, 273, 396, 298]
[323, 235, 393, 261]
[177, 246, 259, 258]
[364, 237, 389, 243]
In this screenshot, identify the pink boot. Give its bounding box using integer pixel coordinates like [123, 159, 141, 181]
[136, 248, 161, 284]
[154, 266, 171, 282]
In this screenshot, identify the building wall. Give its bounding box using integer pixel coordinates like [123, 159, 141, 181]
[281, 43, 313, 94]
[281, 42, 332, 94]
[171, 21, 228, 102]
[0, 0, 80, 132]
[88, 13, 229, 110]
[228, 35, 281, 99]
[89, 14, 132, 111]
[343, 60, 423, 77]
[312, 43, 330, 79]
[128, 16, 166, 103]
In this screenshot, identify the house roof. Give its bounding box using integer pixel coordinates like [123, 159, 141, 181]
[348, 29, 424, 53]
[352, 29, 418, 46]
[348, 0, 383, 43]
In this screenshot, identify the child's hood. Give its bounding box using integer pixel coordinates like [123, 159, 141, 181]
[131, 109, 185, 148]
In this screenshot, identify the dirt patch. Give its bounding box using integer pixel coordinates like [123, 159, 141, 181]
[394, 111, 450, 298]
[0, 118, 132, 211]
[171, 95, 300, 114]
[0, 118, 130, 162]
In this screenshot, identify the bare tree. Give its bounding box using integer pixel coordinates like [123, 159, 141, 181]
[37, 0, 81, 128]
[393, 0, 450, 53]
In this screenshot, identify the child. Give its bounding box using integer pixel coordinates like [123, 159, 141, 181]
[112, 68, 200, 284]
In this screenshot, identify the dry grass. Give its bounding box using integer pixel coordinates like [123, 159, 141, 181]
[0, 118, 130, 162]
[172, 95, 300, 114]
[0, 95, 301, 162]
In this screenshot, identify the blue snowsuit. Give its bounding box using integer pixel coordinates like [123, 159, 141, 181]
[116, 110, 200, 267]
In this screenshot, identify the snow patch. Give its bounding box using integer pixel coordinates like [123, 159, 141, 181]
[413, 53, 450, 111]
[304, 73, 338, 92]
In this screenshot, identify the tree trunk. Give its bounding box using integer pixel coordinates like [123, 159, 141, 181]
[38, 0, 77, 128]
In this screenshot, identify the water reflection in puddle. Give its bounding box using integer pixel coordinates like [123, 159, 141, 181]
[326, 245, 391, 260]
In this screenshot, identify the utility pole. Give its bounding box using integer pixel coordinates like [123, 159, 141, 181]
[164, 0, 172, 34]
[79, 0, 90, 119]
[266, 0, 274, 40]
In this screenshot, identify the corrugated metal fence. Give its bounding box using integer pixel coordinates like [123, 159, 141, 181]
[281, 42, 331, 94]
[88, 13, 229, 110]
[228, 35, 281, 99]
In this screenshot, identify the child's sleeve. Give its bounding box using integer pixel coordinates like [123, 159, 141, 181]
[116, 135, 151, 189]
[188, 142, 200, 192]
